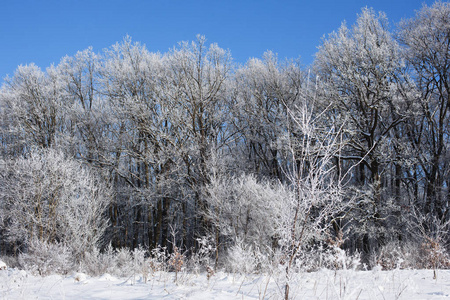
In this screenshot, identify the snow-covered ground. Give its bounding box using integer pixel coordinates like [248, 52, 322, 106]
[1, 267, 449, 299]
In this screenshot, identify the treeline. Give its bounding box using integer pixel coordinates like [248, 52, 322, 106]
[0, 2, 449, 271]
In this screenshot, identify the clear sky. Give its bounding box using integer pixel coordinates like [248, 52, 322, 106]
[0, 0, 438, 84]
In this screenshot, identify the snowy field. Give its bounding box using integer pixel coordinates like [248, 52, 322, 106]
[1, 268, 449, 299]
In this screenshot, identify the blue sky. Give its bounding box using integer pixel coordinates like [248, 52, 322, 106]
[0, 0, 438, 83]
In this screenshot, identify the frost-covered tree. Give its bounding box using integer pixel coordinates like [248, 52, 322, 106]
[0, 64, 64, 152]
[97, 35, 233, 250]
[57, 47, 108, 163]
[163, 35, 233, 240]
[100, 36, 169, 249]
[232, 53, 304, 180]
[315, 7, 407, 254]
[207, 84, 351, 299]
[0, 148, 111, 260]
[397, 2, 450, 220]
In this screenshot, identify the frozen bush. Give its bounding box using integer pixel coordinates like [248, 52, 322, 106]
[0, 256, 17, 270]
[149, 246, 168, 273]
[131, 247, 149, 282]
[111, 248, 133, 276]
[0, 148, 111, 262]
[226, 241, 267, 274]
[79, 245, 116, 276]
[187, 236, 216, 274]
[375, 240, 419, 270]
[206, 174, 287, 253]
[322, 246, 361, 271]
[404, 210, 450, 274]
[79, 245, 150, 278]
[18, 238, 72, 275]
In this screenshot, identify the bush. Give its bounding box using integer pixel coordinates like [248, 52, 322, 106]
[18, 238, 72, 276]
[226, 241, 272, 274]
[79, 245, 150, 278]
[0, 148, 111, 259]
[374, 241, 419, 270]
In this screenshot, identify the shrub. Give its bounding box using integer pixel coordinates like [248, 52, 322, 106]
[18, 238, 72, 276]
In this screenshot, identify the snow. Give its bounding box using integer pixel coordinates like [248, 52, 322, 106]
[0, 260, 7, 270]
[1, 268, 449, 299]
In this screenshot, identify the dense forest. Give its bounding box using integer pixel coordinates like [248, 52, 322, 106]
[0, 2, 449, 282]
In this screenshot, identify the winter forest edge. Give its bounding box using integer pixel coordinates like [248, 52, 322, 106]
[0, 2, 450, 298]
